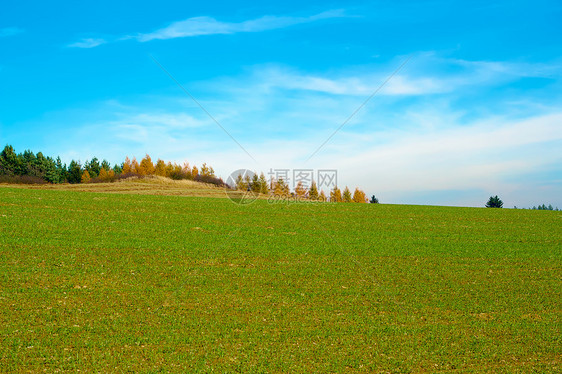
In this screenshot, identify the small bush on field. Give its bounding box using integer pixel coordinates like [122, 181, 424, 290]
[195, 174, 225, 187]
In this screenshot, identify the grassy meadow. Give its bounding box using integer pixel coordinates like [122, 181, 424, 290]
[0, 184, 560, 372]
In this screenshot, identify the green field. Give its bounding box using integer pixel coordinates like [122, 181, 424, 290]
[0, 187, 560, 372]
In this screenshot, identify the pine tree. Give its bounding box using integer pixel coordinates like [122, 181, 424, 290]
[67, 160, 82, 184]
[81, 170, 91, 183]
[251, 173, 260, 193]
[319, 190, 327, 202]
[85, 157, 100, 179]
[352, 188, 367, 203]
[486, 195, 503, 208]
[101, 159, 111, 171]
[0, 145, 19, 176]
[308, 181, 319, 200]
[113, 164, 122, 175]
[369, 195, 379, 204]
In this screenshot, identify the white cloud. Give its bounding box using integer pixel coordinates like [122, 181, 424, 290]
[67, 10, 346, 48]
[0, 27, 24, 37]
[67, 38, 107, 48]
[228, 54, 561, 98]
[135, 10, 346, 42]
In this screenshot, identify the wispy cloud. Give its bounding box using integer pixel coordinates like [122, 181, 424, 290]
[0, 27, 24, 37]
[68, 10, 347, 47]
[136, 10, 346, 42]
[67, 38, 107, 48]
[215, 54, 562, 98]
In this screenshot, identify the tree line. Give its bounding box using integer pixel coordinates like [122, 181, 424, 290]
[233, 173, 370, 203]
[0, 145, 224, 186]
[0, 145, 374, 203]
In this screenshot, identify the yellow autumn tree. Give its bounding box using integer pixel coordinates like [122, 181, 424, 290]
[295, 181, 307, 198]
[342, 186, 353, 203]
[122, 156, 132, 174]
[273, 179, 290, 197]
[98, 167, 109, 182]
[81, 170, 91, 183]
[192, 166, 199, 179]
[308, 181, 319, 200]
[330, 186, 342, 202]
[182, 162, 192, 179]
[200, 163, 215, 177]
[352, 188, 367, 203]
[139, 154, 155, 175]
[258, 173, 269, 195]
[319, 190, 327, 202]
[155, 159, 166, 176]
[131, 157, 140, 175]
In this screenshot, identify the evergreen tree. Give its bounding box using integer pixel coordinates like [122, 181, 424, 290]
[85, 157, 101, 179]
[67, 160, 82, 184]
[251, 173, 261, 193]
[101, 159, 111, 171]
[486, 195, 503, 208]
[369, 195, 379, 204]
[113, 163, 123, 175]
[0, 145, 20, 175]
[55, 157, 67, 183]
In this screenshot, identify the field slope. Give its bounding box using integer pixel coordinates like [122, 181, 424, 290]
[0, 187, 560, 372]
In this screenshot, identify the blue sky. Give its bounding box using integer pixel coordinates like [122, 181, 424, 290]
[1, 0, 561, 207]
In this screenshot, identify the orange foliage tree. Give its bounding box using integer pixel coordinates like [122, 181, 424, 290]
[139, 154, 155, 175]
[352, 188, 367, 203]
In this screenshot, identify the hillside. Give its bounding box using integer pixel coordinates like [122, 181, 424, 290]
[0, 175, 229, 198]
[0, 187, 560, 372]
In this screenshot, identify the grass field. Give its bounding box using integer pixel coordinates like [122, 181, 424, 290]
[0, 184, 560, 372]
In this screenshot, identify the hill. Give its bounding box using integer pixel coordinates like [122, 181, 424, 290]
[0, 187, 560, 372]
